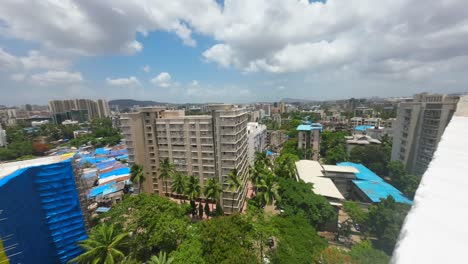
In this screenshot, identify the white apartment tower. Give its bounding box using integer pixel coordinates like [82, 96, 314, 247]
[391, 93, 459, 175]
[120, 105, 249, 214]
[247, 122, 267, 165]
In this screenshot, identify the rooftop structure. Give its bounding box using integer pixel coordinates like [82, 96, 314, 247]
[337, 162, 412, 205]
[297, 123, 323, 160]
[393, 96, 468, 263]
[0, 154, 87, 263]
[295, 160, 345, 200]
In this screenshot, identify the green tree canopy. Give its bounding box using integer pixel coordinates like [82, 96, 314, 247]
[98, 194, 190, 261]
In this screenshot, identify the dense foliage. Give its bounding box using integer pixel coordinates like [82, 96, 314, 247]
[277, 178, 336, 229]
[367, 196, 410, 254]
[320, 130, 349, 164]
[387, 161, 421, 199]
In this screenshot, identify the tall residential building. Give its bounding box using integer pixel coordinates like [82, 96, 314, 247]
[0, 155, 87, 263]
[391, 93, 459, 175]
[120, 105, 249, 214]
[0, 123, 6, 147]
[48, 99, 110, 124]
[247, 122, 267, 165]
[297, 123, 323, 160]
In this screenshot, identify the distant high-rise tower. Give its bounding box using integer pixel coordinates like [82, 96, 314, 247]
[120, 105, 250, 214]
[391, 93, 459, 175]
[48, 99, 110, 124]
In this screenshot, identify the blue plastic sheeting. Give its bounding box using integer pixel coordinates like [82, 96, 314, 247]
[296, 123, 323, 132]
[353, 180, 413, 205]
[78, 156, 109, 165]
[94, 147, 111, 155]
[0, 160, 87, 264]
[99, 167, 130, 179]
[115, 154, 129, 160]
[88, 182, 117, 198]
[109, 149, 128, 157]
[337, 162, 384, 182]
[354, 125, 375, 131]
[266, 150, 274, 156]
[96, 207, 110, 213]
[96, 159, 117, 170]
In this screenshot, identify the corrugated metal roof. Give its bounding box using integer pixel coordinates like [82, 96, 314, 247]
[296, 160, 345, 200]
[337, 162, 384, 182]
[353, 180, 412, 204]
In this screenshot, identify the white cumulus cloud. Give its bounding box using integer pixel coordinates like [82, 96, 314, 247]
[151, 72, 172, 87]
[106, 76, 141, 87]
[30, 70, 83, 85]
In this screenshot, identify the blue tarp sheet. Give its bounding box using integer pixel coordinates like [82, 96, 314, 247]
[87, 182, 118, 198]
[96, 207, 110, 213]
[353, 180, 413, 205]
[115, 154, 129, 160]
[94, 147, 111, 155]
[99, 167, 130, 179]
[96, 159, 117, 170]
[0, 160, 87, 263]
[337, 162, 384, 182]
[337, 162, 412, 205]
[354, 125, 375, 131]
[83, 171, 97, 179]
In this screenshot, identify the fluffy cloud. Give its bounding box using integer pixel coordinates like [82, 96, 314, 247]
[30, 70, 83, 85]
[106, 76, 141, 87]
[151, 72, 172, 87]
[142, 65, 151, 73]
[10, 73, 25, 81]
[0, 48, 70, 71]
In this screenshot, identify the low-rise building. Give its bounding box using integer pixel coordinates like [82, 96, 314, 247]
[247, 122, 267, 165]
[266, 130, 288, 152]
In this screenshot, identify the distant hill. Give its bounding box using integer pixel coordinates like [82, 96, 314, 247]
[281, 98, 317, 103]
[109, 99, 168, 109]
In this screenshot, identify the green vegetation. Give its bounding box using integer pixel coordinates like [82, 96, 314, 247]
[367, 196, 410, 255]
[130, 164, 145, 193]
[320, 130, 349, 164]
[387, 160, 421, 199]
[343, 201, 368, 226]
[68, 118, 122, 148]
[314, 241, 389, 264]
[349, 134, 392, 176]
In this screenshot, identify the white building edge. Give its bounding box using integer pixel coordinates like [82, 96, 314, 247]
[392, 96, 468, 263]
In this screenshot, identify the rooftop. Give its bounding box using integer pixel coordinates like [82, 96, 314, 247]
[296, 123, 323, 131]
[322, 165, 359, 174]
[296, 160, 345, 200]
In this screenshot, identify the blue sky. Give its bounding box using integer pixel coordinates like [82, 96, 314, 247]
[1, 0, 467, 105]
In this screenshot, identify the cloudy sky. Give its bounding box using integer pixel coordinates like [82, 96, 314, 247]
[1, 0, 467, 105]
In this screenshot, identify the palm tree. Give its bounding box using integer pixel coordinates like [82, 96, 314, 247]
[274, 154, 298, 180]
[226, 169, 241, 214]
[171, 171, 187, 202]
[130, 164, 145, 193]
[254, 151, 272, 168]
[68, 224, 128, 264]
[204, 178, 223, 216]
[257, 173, 281, 206]
[185, 175, 201, 218]
[158, 158, 175, 196]
[148, 251, 173, 264]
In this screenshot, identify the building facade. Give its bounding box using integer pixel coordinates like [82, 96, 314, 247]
[247, 122, 267, 165]
[120, 105, 249, 214]
[391, 93, 459, 175]
[0, 123, 6, 147]
[49, 99, 110, 124]
[297, 123, 323, 160]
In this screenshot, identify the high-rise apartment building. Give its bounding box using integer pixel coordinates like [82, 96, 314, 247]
[391, 93, 459, 175]
[247, 122, 267, 165]
[120, 105, 249, 214]
[297, 123, 323, 160]
[48, 99, 110, 124]
[0, 123, 6, 147]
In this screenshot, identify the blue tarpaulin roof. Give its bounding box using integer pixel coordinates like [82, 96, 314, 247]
[95, 148, 111, 155]
[99, 167, 130, 179]
[353, 180, 413, 205]
[337, 162, 384, 182]
[297, 123, 323, 132]
[96, 159, 117, 170]
[88, 182, 117, 198]
[354, 125, 375, 131]
[337, 162, 412, 205]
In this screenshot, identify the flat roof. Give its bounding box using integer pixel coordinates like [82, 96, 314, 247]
[0, 153, 75, 179]
[297, 123, 323, 131]
[322, 165, 359, 174]
[296, 160, 324, 177]
[296, 160, 344, 200]
[354, 125, 375, 131]
[337, 162, 384, 182]
[353, 180, 412, 205]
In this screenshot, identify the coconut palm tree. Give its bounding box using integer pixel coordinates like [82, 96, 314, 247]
[226, 169, 241, 214]
[254, 151, 272, 168]
[185, 175, 201, 218]
[204, 178, 223, 217]
[130, 164, 145, 193]
[148, 251, 173, 264]
[158, 158, 175, 196]
[68, 224, 128, 264]
[274, 154, 298, 181]
[171, 171, 187, 202]
[257, 173, 281, 206]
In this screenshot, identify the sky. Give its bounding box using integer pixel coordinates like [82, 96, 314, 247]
[0, 0, 468, 106]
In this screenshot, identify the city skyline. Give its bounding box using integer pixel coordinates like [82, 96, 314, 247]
[1, 0, 468, 105]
